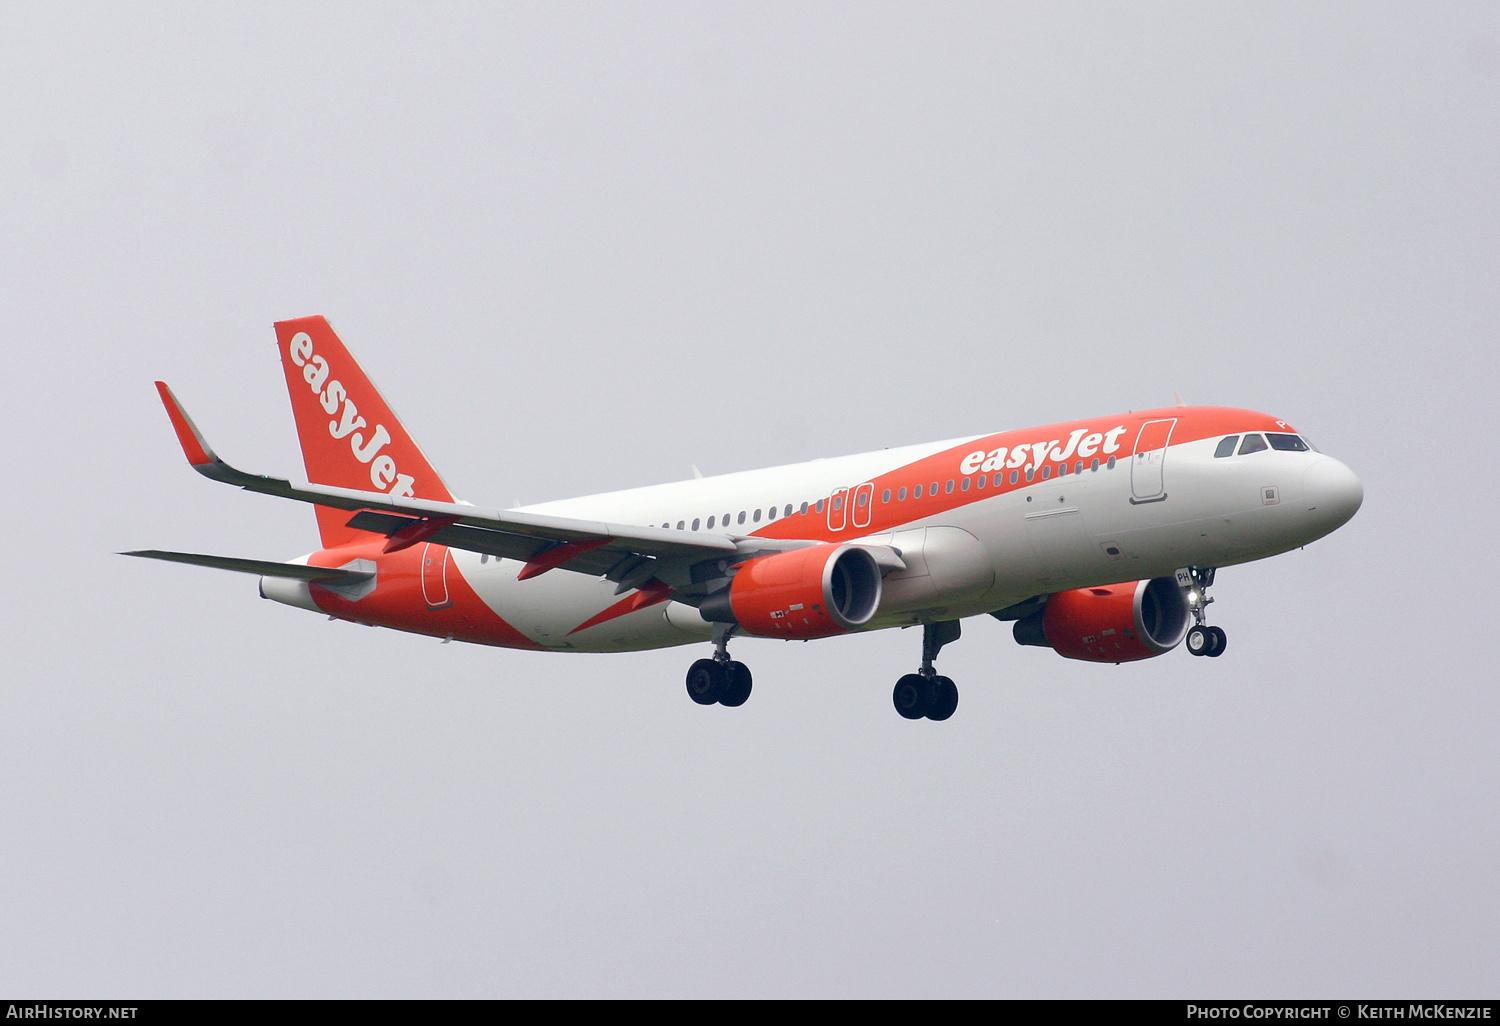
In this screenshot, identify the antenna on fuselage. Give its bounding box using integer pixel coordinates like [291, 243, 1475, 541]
[1173, 391, 1187, 407]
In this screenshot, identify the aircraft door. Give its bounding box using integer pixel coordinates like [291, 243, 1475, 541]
[827, 487, 848, 532]
[852, 482, 874, 529]
[421, 542, 454, 609]
[1130, 418, 1176, 504]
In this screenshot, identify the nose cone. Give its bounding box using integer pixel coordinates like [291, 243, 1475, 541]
[1301, 457, 1363, 534]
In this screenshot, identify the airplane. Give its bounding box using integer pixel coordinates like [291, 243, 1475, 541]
[128, 316, 1363, 721]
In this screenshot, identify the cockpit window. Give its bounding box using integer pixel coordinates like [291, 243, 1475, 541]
[1267, 433, 1310, 452]
[1238, 433, 1268, 455]
[1214, 436, 1239, 458]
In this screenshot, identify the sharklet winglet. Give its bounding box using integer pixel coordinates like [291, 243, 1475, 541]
[155, 381, 217, 468]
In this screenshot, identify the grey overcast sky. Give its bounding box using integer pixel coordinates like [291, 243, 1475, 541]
[2, 2, 1497, 998]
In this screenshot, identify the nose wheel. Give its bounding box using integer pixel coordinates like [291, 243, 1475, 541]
[1185, 624, 1226, 657]
[1179, 566, 1227, 657]
[686, 623, 753, 706]
[893, 620, 961, 721]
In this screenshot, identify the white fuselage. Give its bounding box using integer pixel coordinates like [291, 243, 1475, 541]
[443, 428, 1359, 652]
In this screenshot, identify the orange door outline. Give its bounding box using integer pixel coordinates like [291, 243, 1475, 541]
[421, 542, 453, 608]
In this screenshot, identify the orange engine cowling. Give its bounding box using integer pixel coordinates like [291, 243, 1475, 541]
[1013, 577, 1191, 662]
[699, 543, 882, 639]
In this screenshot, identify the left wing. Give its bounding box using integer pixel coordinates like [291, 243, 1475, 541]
[154, 381, 819, 599]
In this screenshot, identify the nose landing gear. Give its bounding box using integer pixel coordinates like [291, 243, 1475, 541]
[1179, 566, 1227, 658]
[686, 622, 753, 707]
[893, 620, 961, 721]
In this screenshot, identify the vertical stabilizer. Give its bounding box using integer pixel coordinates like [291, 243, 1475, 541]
[274, 316, 456, 547]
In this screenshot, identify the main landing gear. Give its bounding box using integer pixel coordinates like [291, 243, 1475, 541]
[685, 623, 753, 707]
[893, 620, 961, 721]
[1179, 566, 1227, 658]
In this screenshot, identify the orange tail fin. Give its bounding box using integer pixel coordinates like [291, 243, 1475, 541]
[274, 316, 455, 548]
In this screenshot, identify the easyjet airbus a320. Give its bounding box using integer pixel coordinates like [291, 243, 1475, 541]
[131, 317, 1363, 720]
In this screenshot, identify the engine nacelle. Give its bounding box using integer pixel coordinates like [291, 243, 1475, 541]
[1013, 577, 1191, 662]
[700, 543, 882, 639]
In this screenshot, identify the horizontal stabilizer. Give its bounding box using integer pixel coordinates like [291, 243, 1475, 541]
[121, 550, 374, 584]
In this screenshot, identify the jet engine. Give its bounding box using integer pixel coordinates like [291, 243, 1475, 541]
[700, 543, 882, 639]
[1013, 577, 1191, 662]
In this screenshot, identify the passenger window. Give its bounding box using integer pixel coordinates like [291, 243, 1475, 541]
[707, 515, 715, 529]
[1025, 468, 1034, 481]
[898, 487, 907, 500]
[1090, 458, 1099, 471]
[1238, 434, 1268, 455]
[976, 475, 985, 489]
[945, 479, 954, 493]
[961, 477, 970, 491]
[784, 504, 793, 518]
[857, 491, 868, 507]
[914, 484, 923, 498]
[1008, 470, 1018, 484]
[800, 502, 809, 515]
[930, 481, 938, 495]
[767, 506, 776, 520]
[1215, 436, 1239, 458]
[1041, 466, 1051, 480]
[677, 521, 685, 530]
[815, 499, 825, 513]
[832, 496, 842, 512]
[1106, 456, 1116, 469]
[692, 518, 700, 531]
[882, 489, 891, 502]
[753, 509, 761, 522]
[1074, 460, 1083, 475]
[737, 511, 746, 524]
[1267, 433, 1310, 452]
[1058, 463, 1068, 476]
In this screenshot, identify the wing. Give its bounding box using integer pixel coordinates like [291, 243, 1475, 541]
[153, 382, 823, 599]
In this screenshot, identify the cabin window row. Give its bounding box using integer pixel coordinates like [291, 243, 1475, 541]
[660, 501, 814, 532]
[878, 455, 1117, 502]
[655, 453, 1125, 531]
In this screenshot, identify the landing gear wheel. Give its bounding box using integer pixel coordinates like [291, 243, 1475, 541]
[719, 661, 753, 707]
[1205, 626, 1227, 658]
[686, 658, 727, 705]
[926, 676, 958, 721]
[1186, 625, 1212, 656]
[893, 674, 932, 720]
